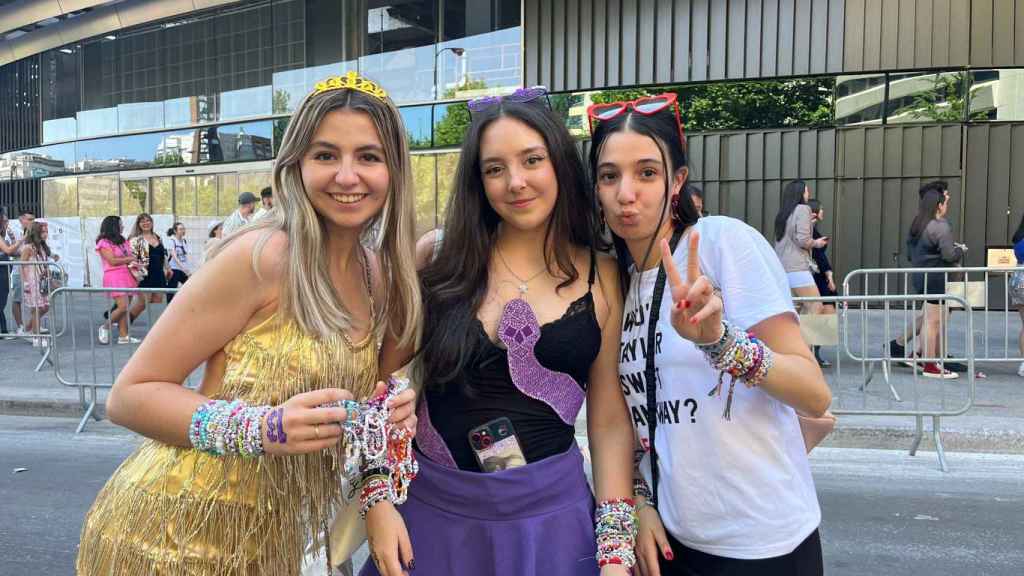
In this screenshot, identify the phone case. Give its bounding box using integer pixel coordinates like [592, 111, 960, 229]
[468, 417, 527, 472]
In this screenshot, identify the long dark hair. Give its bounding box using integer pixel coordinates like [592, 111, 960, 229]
[588, 108, 700, 296]
[1012, 213, 1024, 245]
[96, 215, 126, 246]
[910, 189, 945, 240]
[23, 222, 51, 258]
[417, 100, 598, 388]
[774, 180, 808, 241]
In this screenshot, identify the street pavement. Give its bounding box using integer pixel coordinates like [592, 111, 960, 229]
[1, 416, 1022, 576]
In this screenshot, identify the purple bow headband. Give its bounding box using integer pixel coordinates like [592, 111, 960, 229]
[467, 86, 550, 114]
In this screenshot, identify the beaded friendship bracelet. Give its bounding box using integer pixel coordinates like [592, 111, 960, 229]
[323, 377, 419, 516]
[595, 498, 639, 569]
[698, 320, 775, 420]
[188, 399, 271, 457]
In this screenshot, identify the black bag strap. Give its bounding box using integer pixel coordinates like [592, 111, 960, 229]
[644, 227, 684, 508]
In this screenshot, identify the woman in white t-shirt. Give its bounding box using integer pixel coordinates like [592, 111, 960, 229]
[587, 95, 832, 575]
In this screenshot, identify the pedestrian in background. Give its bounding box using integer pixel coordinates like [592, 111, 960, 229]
[166, 222, 191, 303]
[1011, 213, 1024, 378]
[907, 184, 964, 379]
[774, 180, 827, 314]
[10, 211, 34, 336]
[95, 216, 140, 345]
[807, 199, 836, 367]
[0, 209, 23, 336]
[128, 213, 172, 323]
[255, 186, 274, 219]
[19, 221, 53, 347]
[687, 183, 707, 217]
[222, 192, 259, 235]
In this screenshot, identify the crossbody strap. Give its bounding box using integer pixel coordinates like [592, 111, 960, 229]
[644, 227, 684, 508]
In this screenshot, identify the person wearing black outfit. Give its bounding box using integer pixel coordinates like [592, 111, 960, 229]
[128, 213, 172, 328]
[807, 200, 835, 367]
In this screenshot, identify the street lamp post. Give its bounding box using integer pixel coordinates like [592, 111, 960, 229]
[433, 46, 465, 101]
[432, 46, 464, 227]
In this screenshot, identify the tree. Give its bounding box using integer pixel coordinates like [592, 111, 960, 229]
[589, 78, 835, 132]
[432, 79, 488, 147]
[894, 73, 989, 123]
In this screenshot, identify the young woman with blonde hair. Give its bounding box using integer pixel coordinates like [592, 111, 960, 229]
[76, 73, 421, 576]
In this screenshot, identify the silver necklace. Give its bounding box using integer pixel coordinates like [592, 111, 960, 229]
[496, 244, 548, 296]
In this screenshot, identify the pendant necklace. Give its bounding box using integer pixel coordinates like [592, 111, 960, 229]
[496, 244, 548, 296]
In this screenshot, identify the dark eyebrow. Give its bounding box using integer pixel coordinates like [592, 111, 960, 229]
[356, 144, 384, 153]
[481, 146, 548, 165]
[308, 141, 339, 152]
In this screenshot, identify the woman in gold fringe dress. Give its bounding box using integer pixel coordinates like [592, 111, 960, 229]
[76, 73, 423, 576]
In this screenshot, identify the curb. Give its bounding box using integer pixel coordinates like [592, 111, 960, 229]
[824, 426, 1024, 455]
[0, 398, 105, 419]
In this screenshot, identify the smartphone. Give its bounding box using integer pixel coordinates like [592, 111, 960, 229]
[468, 417, 527, 472]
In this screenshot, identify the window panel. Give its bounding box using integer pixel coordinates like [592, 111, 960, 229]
[120, 179, 149, 217]
[969, 69, 1024, 122]
[152, 177, 173, 215]
[78, 175, 119, 218]
[886, 71, 968, 124]
[42, 177, 78, 218]
[174, 176, 197, 216]
[197, 174, 218, 216]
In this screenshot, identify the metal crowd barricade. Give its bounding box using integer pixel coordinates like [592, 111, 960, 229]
[48, 285, 182, 433]
[0, 260, 69, 371]
[795, 293, 975, 472]
[842, 266, 1024, 387]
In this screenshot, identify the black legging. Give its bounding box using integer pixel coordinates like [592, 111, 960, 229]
[659, 529, 824, 576]
[166, 269, 189, 304]
[0, 263, 9, 333]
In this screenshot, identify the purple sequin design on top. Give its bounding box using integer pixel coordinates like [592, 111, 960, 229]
[415, 399, 458, 469]
[498, 298, 585, 426]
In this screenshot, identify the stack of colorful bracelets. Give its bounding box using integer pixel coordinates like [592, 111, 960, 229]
[330, 377, 419, 518]
[594, 498, 638, 569]
[697, 320, 775, 420]
[188, 399, 271, 457]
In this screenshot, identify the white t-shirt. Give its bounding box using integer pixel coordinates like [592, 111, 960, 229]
[620, 216, 820, 559]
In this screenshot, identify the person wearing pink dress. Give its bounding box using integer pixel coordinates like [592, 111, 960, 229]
[95, 215, 140, 345]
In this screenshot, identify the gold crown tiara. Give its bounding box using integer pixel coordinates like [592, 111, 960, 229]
[312, 71, 388, 100]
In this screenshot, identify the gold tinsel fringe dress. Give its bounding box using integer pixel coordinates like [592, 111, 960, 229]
[76, 312, 378, 576]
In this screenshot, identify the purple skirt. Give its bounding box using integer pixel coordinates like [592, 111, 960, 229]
[359, 444, 598, 576]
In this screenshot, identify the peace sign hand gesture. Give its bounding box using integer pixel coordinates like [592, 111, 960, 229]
[661, 231, 724, 346]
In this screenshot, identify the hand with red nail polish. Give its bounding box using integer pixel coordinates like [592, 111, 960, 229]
[661, 230, 724, 347]
[635, 499, 672, 576]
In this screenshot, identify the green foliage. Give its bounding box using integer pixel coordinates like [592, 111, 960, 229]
[589, 79, 835, 132]
[272, 89, 292, 115]
[894, 73, 989, 123]
[431, 79, 489, 148]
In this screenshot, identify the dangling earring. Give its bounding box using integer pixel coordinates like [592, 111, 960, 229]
[670, 195, 681, 224]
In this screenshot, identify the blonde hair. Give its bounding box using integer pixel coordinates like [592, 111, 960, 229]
[209, 85, 421, 349]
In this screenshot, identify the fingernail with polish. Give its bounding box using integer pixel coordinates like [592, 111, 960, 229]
[408, 559, 416, 571]
[676, 300, 685, 310]
[665, 550, 674, 560]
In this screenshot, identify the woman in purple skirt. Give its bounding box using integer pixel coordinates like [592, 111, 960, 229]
[359, 88, 636, 576]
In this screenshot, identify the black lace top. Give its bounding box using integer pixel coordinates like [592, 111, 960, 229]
[424, 254, 601, 472]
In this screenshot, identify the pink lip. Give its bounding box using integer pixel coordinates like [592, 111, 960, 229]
[509, 198, 535, 208]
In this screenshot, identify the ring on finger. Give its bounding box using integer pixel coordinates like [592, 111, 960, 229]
[314, 423, 321, 439]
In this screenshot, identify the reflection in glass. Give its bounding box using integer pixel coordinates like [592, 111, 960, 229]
[221, 86, 273, 121]
[43, 177, 79, 218]
[175, 176, 197, 216]
[272, 61, 358, 115]
[239, 172, 272, 202]
[441, 0, 521, 99]
[165, 96, 217, 128]
[0, 144, 75, 180]
[401, 106, 433, 149]
[436, 152, 460, 221]
[835, 74, 886, 125]
[118, 102, 165, 133]
[78, 175, 119, 218]
[362, 2, 437, 104]
[206, 122, 274, 163]
[969, 69, 1024, 121]
[218, 174, 238, 217]
[43, 118, 77, 143]
[121, 180, 149, 217]
[410, 154, 437, 235]
[887, 71, 970, 124]
[433, 102, 470, 147]
[152, 177, 173, 215]
[198, 175, 218, 216]
[77, 108, 119, 138]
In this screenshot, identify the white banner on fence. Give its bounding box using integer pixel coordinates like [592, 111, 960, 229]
[45, 217, 86, 287]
